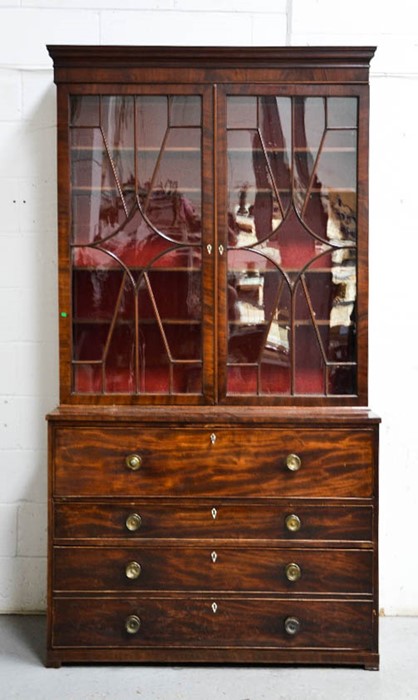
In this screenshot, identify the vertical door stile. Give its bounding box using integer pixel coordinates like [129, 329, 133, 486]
[59, 84, 72, 403]
[212, 83, 219, 403]
[356, 85, 369, 405]
[215, 85, 228, 402]
[202, 84, 216, 403]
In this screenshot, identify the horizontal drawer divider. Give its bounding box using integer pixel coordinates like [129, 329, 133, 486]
[52, 538, 375, 548]
[52, 541, 375, 549]
[53, 589, 374, 598]
[53, 592, 374, 600]
[53, 497, 376, 504]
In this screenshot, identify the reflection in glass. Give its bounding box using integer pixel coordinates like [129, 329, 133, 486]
[70, 94, 203, 395]
[226, 95, 358, 397]
[227, 96, 257, 129]
[137, 127, 201, 244]
[228, 131, 283, 249]
[70, 96, 100, 127]
[170, 96, 202, 126]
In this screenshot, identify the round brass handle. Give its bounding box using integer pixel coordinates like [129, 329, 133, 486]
[125, 614, 141, 635]
[284, 562, 302, 582]
[125, 561, 142, 580]
[125, 513, 142, 532]
[285, 453, 301, 472]
[285, 514, 301, 532]
[284, 616, 300, 636]
[126, 454, 142, 471]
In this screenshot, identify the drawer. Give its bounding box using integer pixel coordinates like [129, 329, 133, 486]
[54, 501, 373, 542]
[53, 546, 373, 594]
[53, 427, 374, 498]
[52, 597, 374, 650]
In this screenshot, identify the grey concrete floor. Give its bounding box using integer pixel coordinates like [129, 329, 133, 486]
[0, 616, 417, 700]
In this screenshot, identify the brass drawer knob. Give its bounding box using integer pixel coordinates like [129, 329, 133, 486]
[285, 514, 301, 532]
[125, 561, 142, 580]
[284, 616, 300, 636]
[125, 614, 141, 635]
[284, 562, 302, 582]
[125, 513, 142, 532]
[285, 453, 301, 472]
[126, 453, 142, 471]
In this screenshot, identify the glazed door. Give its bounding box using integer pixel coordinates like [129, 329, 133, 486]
[61, 85, 215, 403]
[217, 85, 367, 404]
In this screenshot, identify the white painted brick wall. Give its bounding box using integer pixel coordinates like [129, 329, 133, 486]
[0, 0, 417, 614]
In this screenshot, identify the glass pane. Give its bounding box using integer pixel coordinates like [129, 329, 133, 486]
[138, 128, 201, 244]
[327, 98, 358, 128]
[259, 97, 292, 209]
[73, 268, 132, 322]
[72, 365, 99, 393]
[225, 94, 358, 398]
[293, 97, 325, 199]
[228, 249, 267, 364]
[174, 364, 201, 393]
[164, 324, 201, 361]
[101, 96, 136, 197]
[260, 266, 291, 395]
[72, 251, 136, 394]
[170, 96, 201, 126]
[71, 127, 136, 246]
[295, 325, 325, 394]
[227, 96, 257, 129]
[329, 365, 356, 394]
[295, 271, 333, 322]
[227, 367, 258, 395]
[296, 98, 325, 149]
[141, 270, 201, 320]
[70, 94, 204, 397]
[315, 130, 357, 192]
[260, 359, 291, 394]
[261, 97, 292, 151]
[73, 323, 110, 363]
[70, 96, 100, 127]
[227, 248, 290, 394]
[104, 321, 136, 392]
[319, 323, 356, 364]
[136, 95, 167, 151]
[227, 130, 284, 246]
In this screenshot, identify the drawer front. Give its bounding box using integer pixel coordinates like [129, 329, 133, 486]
[54, 502, 373, 542]
[52, 597, 373, 650]
[53, 427, 374, 498]
[53, 546, 373, 594]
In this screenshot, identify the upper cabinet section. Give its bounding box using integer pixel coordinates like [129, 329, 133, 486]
[48, 46, 375, 406]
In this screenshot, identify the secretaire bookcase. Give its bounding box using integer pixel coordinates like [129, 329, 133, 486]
[46, 45, 379, 669]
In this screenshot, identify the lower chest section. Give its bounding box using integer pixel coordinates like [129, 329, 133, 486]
[47, 418, 379, 668]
